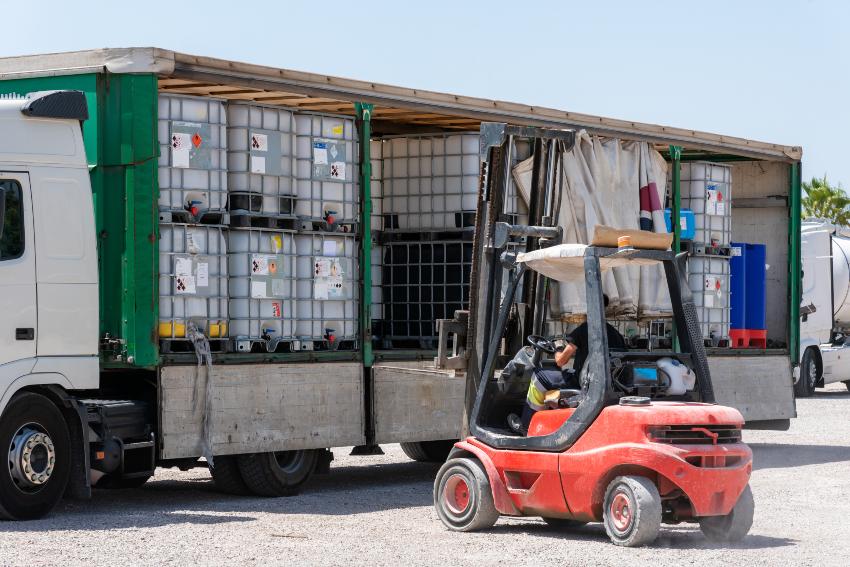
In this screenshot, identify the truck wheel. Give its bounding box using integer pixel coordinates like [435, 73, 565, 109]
[433, 457, 499, 532]
[603, 476, 662, 547]
[0, 392, 71, 520]
[209, 455, 251, 495]
[542, 517, 587, 529]
[795, 348, 819, 397]
[699, 484, 754, 542]
[400, 440, 456, 463]
[237, 450, 318, 497]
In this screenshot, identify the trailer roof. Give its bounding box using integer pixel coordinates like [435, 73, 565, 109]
[0, 47, 801, 162]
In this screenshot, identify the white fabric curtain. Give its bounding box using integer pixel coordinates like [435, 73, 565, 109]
[513, 130, 671, 320]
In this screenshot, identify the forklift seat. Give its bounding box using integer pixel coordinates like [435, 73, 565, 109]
[527, 408, 576, 437]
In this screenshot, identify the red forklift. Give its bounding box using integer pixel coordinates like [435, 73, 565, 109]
[432, 125, 754, 547]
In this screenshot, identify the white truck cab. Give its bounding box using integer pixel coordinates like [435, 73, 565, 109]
[0, 91, 99, 519]
[798, 220, 850, 395]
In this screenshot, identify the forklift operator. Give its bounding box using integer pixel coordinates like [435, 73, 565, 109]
[509, 295, 626, 435]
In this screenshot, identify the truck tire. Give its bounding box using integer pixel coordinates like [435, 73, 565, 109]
[433, 457, 499, 532]
[400, 440, 456, 463]
[237, 450, 318, 497]
[795, 348, 819, 398]
[0, 392, 71, 520]
[603, 476, 662, 547]
[699, 484, 754, 542]
[209, 455, 251, 495]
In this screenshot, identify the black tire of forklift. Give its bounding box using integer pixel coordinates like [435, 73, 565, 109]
[795, 348, 819, 398]
[237, 450, 318, 497]
[95, 474, 152, 489]
[602, 476, 662, 547]
[400, 440, 456, 463]
[0, 392, 71, 520]
[699, 484, 755, 542]
[542, 517, 588, 529]
[208, 455, 252, 496]
[433, 457, 499, 532]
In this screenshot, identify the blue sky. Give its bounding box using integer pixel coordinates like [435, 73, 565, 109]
[4, 0, 847, 187]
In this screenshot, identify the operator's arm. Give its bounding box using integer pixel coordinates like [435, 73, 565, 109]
[555, 322, 588, 369]
[554, 341, 577, 368]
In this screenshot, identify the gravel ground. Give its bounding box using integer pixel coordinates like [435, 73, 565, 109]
[1, 384, 849, 567]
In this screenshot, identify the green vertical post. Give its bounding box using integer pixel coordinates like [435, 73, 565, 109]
[669, 145, 683, 254]
[789, 161, 802, 366]
[356, 103, 375, 367]
[669, 145, 683, 352]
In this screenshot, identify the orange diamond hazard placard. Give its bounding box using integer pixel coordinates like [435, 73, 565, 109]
[192, 133, 203, 148]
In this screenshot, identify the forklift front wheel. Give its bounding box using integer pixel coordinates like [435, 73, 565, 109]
[603, 476, 662, 547]
[698, 484, 754, 542]
[433, 458, 499, 532]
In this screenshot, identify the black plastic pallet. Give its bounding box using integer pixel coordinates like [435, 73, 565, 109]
[378, 211, 477, 231]
[375, 228, 475, 244]
[160, 338, 231, 354]
[159, 210, 229, 225]
[229, 214, 300, 230]
[233, 338, 299, 354]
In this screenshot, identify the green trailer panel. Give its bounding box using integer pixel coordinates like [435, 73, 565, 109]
[0, 73, 160, 368]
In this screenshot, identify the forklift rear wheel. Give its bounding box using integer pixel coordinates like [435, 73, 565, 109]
[603, 476, 662, 547]
[209, 455, 252, 495]
[698, 484, 754, 542]
[542, 517, 587, 529]
[434, 458, 499, 532]
[795, 348, 819, 398]
[237, 450, 318, 497]
[0, 392, 71, 520]
[400, 440, 456, 463]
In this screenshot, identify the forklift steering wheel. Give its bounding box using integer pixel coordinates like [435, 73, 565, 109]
[527, 335, 556, 354]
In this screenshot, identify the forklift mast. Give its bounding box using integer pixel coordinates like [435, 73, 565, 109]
[456, 123, 715, 450]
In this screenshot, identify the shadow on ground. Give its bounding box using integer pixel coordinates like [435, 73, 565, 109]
[492, 520, 796, 550]
[0, 460, 440, 532]
[750, 443, 850, 470]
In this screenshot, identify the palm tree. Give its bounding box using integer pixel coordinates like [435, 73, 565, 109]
[802, 176, 850, 226]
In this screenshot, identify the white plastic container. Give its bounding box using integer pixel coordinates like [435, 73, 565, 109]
[228, 228, 296, 352]
[158, 223, 228, 344]
[158, 95, 227, 220]
[294, 232, 358, 348]
[687, 255, 730, 344]
[294, 112, 358, 228]
[677, 162, 732, 246]
[227, 103, 295, 218]
[377, 134, 479, 231]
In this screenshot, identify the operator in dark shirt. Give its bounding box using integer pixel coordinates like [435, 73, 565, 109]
[508, 294, 626, 435]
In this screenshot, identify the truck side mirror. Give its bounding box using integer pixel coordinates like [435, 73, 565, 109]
[0, 186, 7, 239]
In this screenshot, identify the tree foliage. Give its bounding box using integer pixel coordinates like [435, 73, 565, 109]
[802, 176, 850, 226]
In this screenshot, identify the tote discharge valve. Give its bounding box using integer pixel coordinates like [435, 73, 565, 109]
[432, 127, 754, 547]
